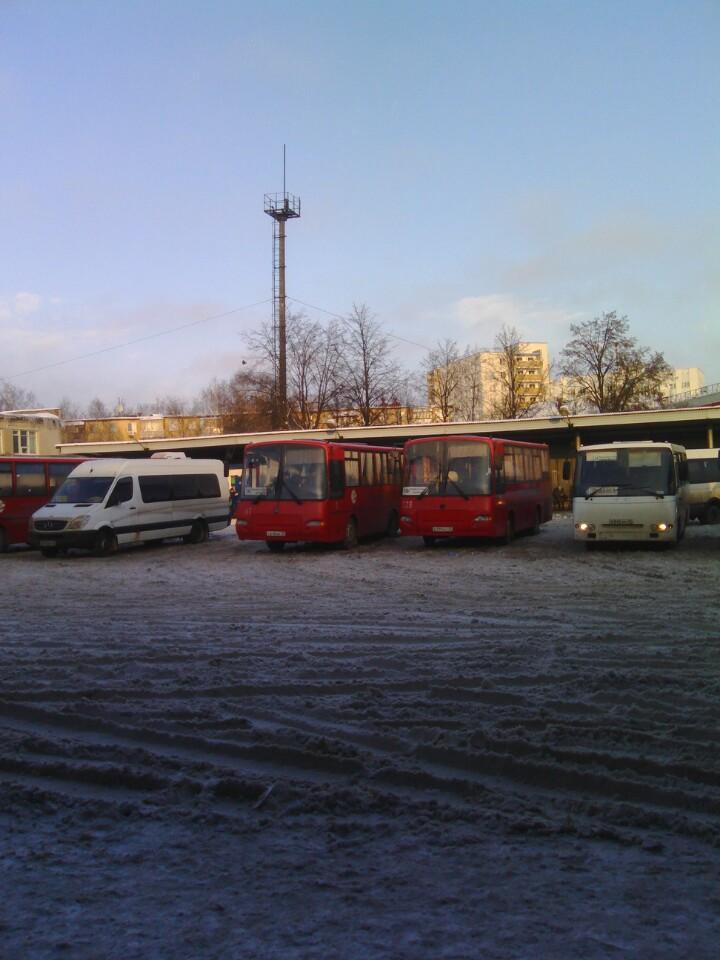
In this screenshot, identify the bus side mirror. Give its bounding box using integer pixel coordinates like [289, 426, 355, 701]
[562, 460, 571, 481]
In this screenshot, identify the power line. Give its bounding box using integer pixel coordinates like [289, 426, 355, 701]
[1, 299, 272, 382]
[286, 296, 433, 352]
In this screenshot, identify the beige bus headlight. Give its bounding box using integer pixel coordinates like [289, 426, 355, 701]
[66, 515, 90, 530]
[575, 522, 595, 533]
[652, 522, 672, 532]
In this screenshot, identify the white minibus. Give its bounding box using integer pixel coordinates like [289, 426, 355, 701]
[568, 441, 689, 547]
[685, 448, 720, 524]
[30, 454, 230, 556]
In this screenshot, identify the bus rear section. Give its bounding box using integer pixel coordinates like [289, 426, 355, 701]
[235, 440, 403, 550]
[571, 442, 689, 546]
[685, 448, 720, 524]
[0, 456, 87, 551]
[399, 436, 552, 545]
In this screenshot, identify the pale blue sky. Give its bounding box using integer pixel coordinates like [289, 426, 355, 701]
[1, 0, 718, 406]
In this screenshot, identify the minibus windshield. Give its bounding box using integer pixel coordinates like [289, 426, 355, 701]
[242, 445, 327, 501]
[405, 440, 491, 496]
[575, 448, 675, 498]
[51, 476, 114, 504]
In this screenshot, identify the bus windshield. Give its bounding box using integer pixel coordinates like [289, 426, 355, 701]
[575, 448, 675, 498]
[405, 439, 491, 496]
[51, 476, 115, 504]
[242, 444, 327, 501]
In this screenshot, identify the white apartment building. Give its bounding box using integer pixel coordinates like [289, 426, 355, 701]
[665, 367, 705, 399]
[428, 343, 550, 421]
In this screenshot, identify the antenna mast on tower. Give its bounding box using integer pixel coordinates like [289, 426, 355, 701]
[264, 146, 301, 428]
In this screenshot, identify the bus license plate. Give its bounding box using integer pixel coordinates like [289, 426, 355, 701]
[432, 526, 453, 533]
[267, 530, 286, 537]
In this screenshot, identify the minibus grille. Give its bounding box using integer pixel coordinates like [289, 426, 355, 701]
[34, 520, 67, 532]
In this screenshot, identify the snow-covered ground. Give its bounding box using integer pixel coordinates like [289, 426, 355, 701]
[1, 517, 719, 959]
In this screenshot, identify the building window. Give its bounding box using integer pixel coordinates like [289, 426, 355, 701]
[127, 422, 136, 435]
[12, 430, 37, 454]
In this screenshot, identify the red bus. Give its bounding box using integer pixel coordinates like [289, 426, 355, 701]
[400, 436, 552, 545]
[235, 440, 403, 550]
[0, 456, 88, 551]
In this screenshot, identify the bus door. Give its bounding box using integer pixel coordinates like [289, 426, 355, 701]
[12, 461, 48, 539]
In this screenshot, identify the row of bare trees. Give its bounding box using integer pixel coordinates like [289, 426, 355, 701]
[2, 308, 675, 427]
[423, 312, 673, 423]
[201, 304, 420, 433]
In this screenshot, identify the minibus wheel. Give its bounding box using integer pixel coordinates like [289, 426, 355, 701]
[343, 518, 358, 549]
[94, 529, 118, 557]
[184, 520, 208, 544]
[0, 528, 7, 553]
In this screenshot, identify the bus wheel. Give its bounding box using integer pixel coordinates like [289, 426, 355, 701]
[266, 541, 285, 552]
[500, 516, 514, 545]
[184, 520, 208, 544]
[0, 528, 7, 554]
[386, 510, 399, 537]
[704, 502, 720, 525]
[422, 536, 436, 547]
[94, 529, 118, 557]
[343, 518, 358, 549]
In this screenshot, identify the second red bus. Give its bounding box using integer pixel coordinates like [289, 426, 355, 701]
[400, 436, 552, 545]
[236, 440, 403, 550]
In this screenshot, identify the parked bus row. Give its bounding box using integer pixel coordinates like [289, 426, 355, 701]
[1, 440, 717, 557]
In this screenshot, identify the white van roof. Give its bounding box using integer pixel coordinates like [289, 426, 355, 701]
[66, 458, 225, 479]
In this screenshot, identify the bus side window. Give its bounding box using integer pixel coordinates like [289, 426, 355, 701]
[495, 456, 506, 494]
[375, 453, 385, 485]
[360, 452, 372, 485]
[503, 450, 515, 484]
[328, 460, 345, 499]
[0, 464, 12, 496]
[15, 463, 45, 496]
[344, 452, 359, 487]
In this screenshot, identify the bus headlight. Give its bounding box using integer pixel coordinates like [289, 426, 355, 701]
[575, 522, 595, 533]
[306, 520, 323, 527]
[400, 516, 412, 524]
[235, 519, 248, 526]
[652, 522, 672, 532]
[474, 515, 490, 522]
[66, 515, 90, 530]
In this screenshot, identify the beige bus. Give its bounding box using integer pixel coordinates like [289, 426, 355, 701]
[686, 448, 720, 524]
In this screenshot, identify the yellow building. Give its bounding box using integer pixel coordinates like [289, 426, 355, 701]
[428, 343, 550, 421]
[0, 409, 63, 456]
[61, 414, 225, 445]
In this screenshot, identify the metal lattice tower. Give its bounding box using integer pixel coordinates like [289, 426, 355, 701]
[264, 148, 301, 428]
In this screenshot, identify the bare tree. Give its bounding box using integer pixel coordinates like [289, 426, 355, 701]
[424, 339, 461, 422]
[0, 381, 37, 411]
[339, 304, 402, 426]
[56, 396, 84, 420]
[451, 346, 485, 421]
[149, 395, 188, 416]
[559, 312, 671, 412]
[246, 312, 344, 429]
[86, 397, 109, 419]
[199, 368, 274, 433]
[491, 325, 543, 419]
